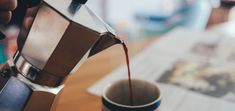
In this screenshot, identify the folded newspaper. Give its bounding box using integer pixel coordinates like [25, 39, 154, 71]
[88, 27, 235, 111]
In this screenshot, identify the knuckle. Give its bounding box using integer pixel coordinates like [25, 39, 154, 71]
[1, 0, 17, 11]
[0, 11, 12, 24]
[7, 0, 17, 10]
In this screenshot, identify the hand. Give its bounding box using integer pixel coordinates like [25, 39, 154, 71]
[0, 0, 17, 24]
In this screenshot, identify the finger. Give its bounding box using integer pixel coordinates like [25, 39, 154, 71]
[0, 11, 12, 24]
[26, 7, 39, 17]
[0, 0, 17, 11]
[23, 16, 33, 30]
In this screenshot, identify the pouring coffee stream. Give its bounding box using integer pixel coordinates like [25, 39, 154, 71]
[122, 42, 134, 106]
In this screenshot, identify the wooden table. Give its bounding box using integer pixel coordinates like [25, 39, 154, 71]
[52, 39, 155, 111]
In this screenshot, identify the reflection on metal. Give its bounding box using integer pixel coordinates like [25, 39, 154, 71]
[0, 77, 31, 111]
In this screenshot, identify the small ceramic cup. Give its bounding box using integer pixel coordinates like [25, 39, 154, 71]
[102, 79, 161, 111]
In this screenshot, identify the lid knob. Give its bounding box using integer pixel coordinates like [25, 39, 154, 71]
[73, 0, 88, 4]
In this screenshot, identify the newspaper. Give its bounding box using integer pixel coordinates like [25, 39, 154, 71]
[87, 27, 235, 111]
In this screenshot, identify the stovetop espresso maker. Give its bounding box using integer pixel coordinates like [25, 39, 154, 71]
[0, 0, 122, 111]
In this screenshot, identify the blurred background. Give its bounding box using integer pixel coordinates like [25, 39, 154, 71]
[87, 0, 212, 40]
[0, 0, 235, 63]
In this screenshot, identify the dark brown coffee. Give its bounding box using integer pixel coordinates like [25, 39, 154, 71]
[122, 42, 134, 106]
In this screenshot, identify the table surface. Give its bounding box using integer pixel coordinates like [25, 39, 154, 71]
[52, 6, 231, 111]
